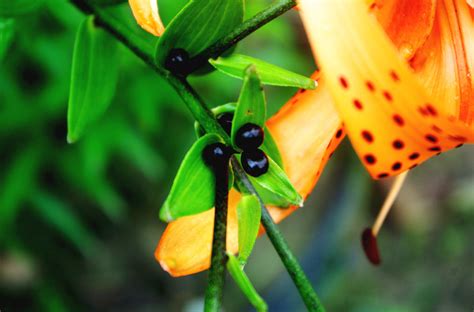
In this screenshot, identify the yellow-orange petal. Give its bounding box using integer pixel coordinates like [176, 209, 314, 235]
[411, 0, 474, 123]
[128, 0, 165, 36]
[155, 77, 343, 277]
[299, 0, 474, 180]
[372, 0, 436, 60]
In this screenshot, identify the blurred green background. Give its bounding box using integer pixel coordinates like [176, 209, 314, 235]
[0, 1, 473, 311]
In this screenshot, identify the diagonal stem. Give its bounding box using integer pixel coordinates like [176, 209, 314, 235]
[188, 0, 297, 72]
[231, 157, 326, 312]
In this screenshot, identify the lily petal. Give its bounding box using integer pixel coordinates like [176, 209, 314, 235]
[129, 0, 165, 36]
[299, 0, 474, 179]
[372, 0, 436, 60]
[412, 0, 474, 123]
[155, 77, 343, 276]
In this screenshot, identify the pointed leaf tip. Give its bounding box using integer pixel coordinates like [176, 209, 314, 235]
[67, 17, 120, 142]
[210, 54, 317, 89]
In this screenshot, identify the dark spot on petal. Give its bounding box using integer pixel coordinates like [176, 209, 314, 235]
[366, 81, 375, 92]
[431, 125, 443, 133]
[335, 129, 343, 139]
[418, 107, 429, 116]
[408, 152, 420, 160]
[390, 70, 400, 82]
[409, 164, 418, 170]
[361, 130, 374, 143]
[391, 162, 402, 171]
[428, 146, 441, 152]
[392, 114, 405, 126]
[378, 173, 389, 178]
[455, 143, 463, 148]
[383, 91, 393, 101]
[392, 140, 404, 149]
[339, 76, 349, 89]
[353, 99, 363, 110]
[425, 104, 437, 116]
[425, 134, 438, 143]
[364, 154, 376, 165]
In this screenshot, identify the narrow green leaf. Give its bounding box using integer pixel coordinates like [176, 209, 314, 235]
[231, 65, 266, 150]
[210, 54, 316, 89]
[227, 253, 268, 312]
[160, 134, 230, 222]
[155, 0, 244, 66]
[0, 0, 43, 17]
[0, 147, 40, 236]
[237, 194, 261, 266]
[0, 18, 14, 62]
[261, 126, 283, 169]
[237, 155, 302, 207]
[31, 190, 99, 258]
[67, 16, 120, 143]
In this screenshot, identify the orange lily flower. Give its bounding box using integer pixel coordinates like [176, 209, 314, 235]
[156, 0, 473, 276]
[128, 0, 165, 36]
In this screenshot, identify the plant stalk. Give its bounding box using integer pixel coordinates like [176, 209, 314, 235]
[204, 159, 230, 312]
[188, 0, 297, 72]
[231, 157, 325, 312]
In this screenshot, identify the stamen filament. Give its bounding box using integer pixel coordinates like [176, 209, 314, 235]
[372, 171, 408, 236]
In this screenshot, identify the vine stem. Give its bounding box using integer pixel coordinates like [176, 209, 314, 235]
[204, 157, 230, 311]
[70, 0, 324, 310]
[231, 157, 325, 312]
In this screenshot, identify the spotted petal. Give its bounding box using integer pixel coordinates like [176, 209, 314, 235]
[128, 0, 165, 36]
[155, 77, 344, 276]
[299, 0, 474, 179]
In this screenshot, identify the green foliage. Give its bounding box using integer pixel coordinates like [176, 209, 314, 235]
[238, 154, 302, 207]
[231, 65, 266, 150]
[155, 0, 244, 66]
[210, 54, 316, 89]
[0, 0, 44, 17]
[261, 126, 283, 169]
[0, 18, 15, 61]
[226, 253, 268, 312]
[67, 16, 120, 143]
[237, 194, 261, 266]
[160, 134, 227, 222]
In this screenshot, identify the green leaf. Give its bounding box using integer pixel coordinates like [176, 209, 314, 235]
[210, 54, 316, 89]
[0, 0, 43, 17]
[237, 194, 261, 266]
[31, 190, 99, 258]
[67, 16, 120, 143]
[261, 126, 283, 169]
[160, 134, 230, 222]
[238, 155, 302, 207]
[155, 0, 244, 66]
[231, 65, 266, 150]
[0, 18, 14, 62]
[227, 253, 268, 312]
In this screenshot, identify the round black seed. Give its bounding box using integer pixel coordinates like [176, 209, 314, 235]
[241, 149, 269, 177]
[217, 113, 234, 135]
[235, 123, 264, 151]
[164, 48, 190, 76]
[202, 143, 231, 169]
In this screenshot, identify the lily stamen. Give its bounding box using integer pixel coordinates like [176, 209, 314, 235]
[362, 171, 408, 265]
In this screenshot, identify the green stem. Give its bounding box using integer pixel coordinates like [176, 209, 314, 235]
[204, 160, 230, 311]
[188, 0, 297, 72]
[231, 157, 325, 312]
